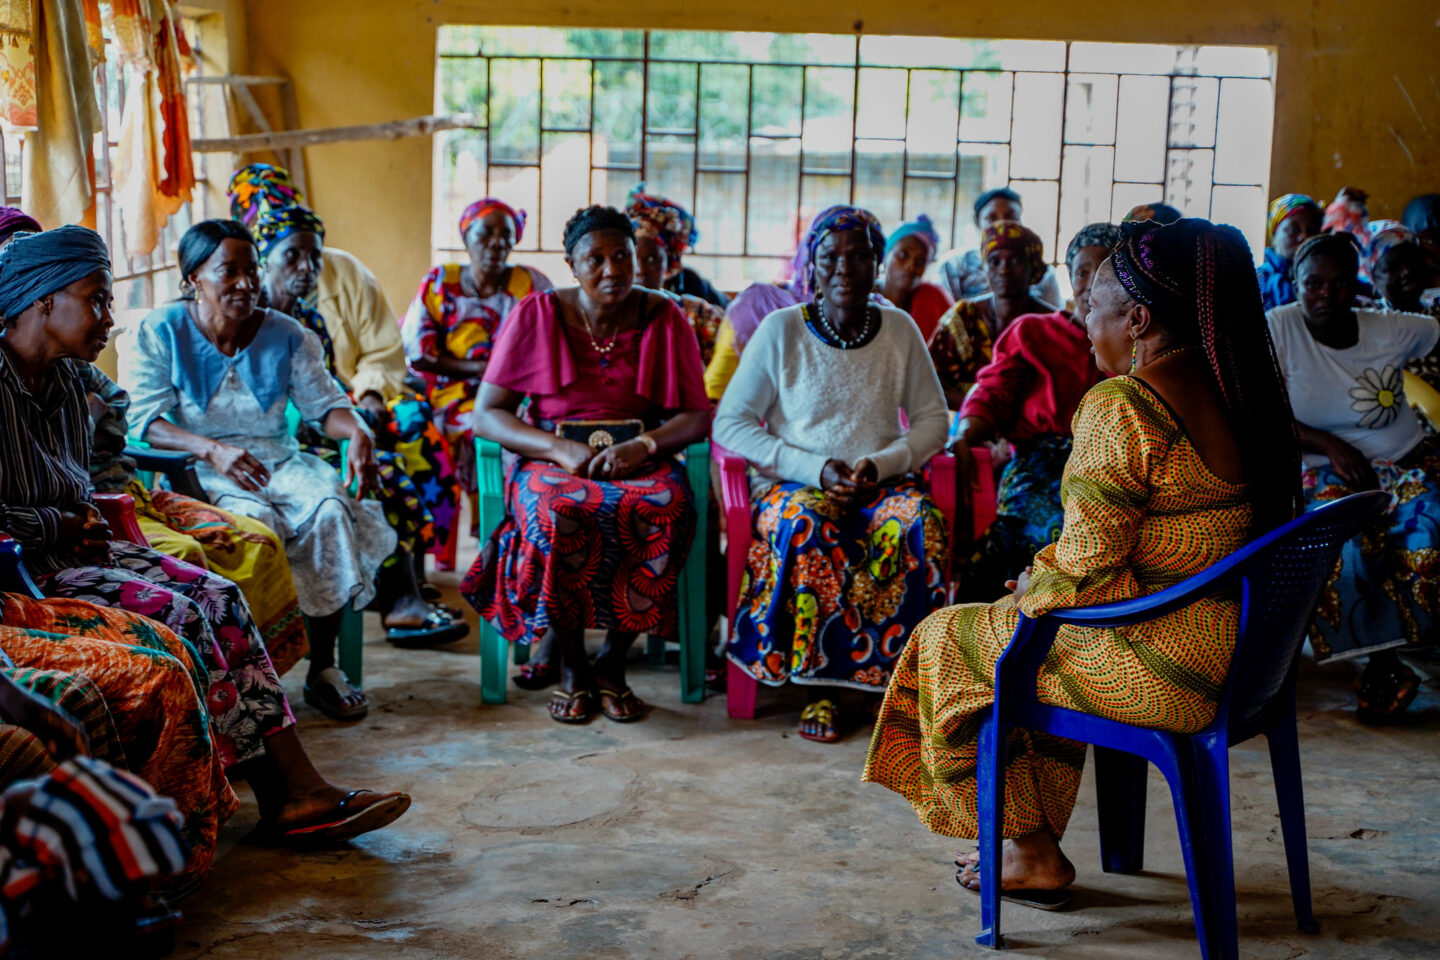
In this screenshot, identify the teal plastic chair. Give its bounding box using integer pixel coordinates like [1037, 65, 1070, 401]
[475, 436, 711, 705]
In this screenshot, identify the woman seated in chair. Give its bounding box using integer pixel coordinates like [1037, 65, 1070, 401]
[1257, 194, 1323, 312]
[461, 205, 711, 723]
[1266, 232, 1440, 722]
[1368, 220, 1440, 318]
[865, 218, 1302, 905]
[123, 219, 400, 721]
[83, 363, 310, 674]
[949, 223, 1115, 600]
[628, 186, 725, 365]
[402, 198, 553, 506]
[0, 225, 409, 842]
[877, 214, 952, 342]
[714, 205, 951, 743]
[929, 222, 1059, 409]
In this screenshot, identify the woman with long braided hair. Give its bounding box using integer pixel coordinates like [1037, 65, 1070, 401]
[864, 218, 1301, 907]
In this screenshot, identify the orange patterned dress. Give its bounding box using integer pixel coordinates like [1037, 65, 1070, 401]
[863, 376, 1253, 839]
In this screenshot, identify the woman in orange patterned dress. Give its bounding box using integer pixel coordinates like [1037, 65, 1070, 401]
[864, 218, 1303, 906]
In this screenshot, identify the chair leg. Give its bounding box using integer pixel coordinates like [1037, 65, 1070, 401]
[726, 660, 757, 718]
[974, 717, 1007, 949]
[1192, 740, 1239, 960]
[1267, 709, 1319, 934]
[337, 606, 364, 687]
[512, 641, 530, 666]
[479, 617, 508, 705]
[647, 635, 667, 665]
[1158, 743, 1219, 960]
[1094, 746, 1149, 874]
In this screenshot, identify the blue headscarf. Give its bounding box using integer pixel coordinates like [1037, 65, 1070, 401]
[0, 225, 111, 325]
[253, 204, 325, 263]
[884, 214, 941, 260]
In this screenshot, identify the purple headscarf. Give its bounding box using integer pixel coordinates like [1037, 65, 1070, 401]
[729, 206, 853, 348]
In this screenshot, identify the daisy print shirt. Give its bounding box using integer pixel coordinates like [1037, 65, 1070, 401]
[1267, 302, 1440, 468]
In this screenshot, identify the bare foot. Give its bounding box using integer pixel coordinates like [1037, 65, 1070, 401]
[955, 830, 1076, 892]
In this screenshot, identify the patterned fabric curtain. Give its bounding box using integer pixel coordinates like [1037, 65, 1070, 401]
[109, 0, 193, 257]
[0, 0, 37, 128]
[21, 0, 101, 228]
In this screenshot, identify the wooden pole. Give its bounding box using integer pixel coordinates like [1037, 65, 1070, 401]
[191, 114, 481, 154]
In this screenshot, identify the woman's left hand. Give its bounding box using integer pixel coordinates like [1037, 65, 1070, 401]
[588, 439, 650, 482]
[1004, 566, 1032, 601]
[342, 430, 381, 498]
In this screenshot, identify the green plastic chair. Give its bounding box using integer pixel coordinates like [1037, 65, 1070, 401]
[475, 436, 710, 705]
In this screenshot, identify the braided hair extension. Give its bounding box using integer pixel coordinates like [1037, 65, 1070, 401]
[562, 205, 635, 257]
[1111, 218, 1303, 535]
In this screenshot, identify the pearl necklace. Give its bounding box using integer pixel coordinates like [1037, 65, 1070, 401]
[578, 300, 619, 361]
[814, 299, 875, 349]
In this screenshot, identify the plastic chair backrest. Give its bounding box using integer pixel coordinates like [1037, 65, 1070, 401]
[1219, 490, 1388, 733]
[1403, 370, 1440, 432]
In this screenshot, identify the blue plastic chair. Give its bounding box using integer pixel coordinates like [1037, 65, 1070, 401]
[975, 490, 1388, 959]
[475, 436, 711, 705]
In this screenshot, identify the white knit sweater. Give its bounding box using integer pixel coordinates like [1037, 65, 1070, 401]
[713, 304, 950, 489]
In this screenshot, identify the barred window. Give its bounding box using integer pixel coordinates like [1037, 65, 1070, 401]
[433, 28, 1274, 294]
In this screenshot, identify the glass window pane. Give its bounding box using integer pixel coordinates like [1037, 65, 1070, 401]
[1113, 75, 1169, 183]
[853, 140, 904, 229]
[1059, 146, 1115, 256]
[856, 68, 908, 140]
[861, 35, 993, 69]
[1069, 42, 1178, 75]
[1214, 78, 1272, 185]
[903, 177, 956, 252]
[486, 164, 541, 251]
[1009, 73, 1063, 180]
[993, 40, 1066, 72]
[644, 134, 696, 212]
[437, 57, 486, 119]
[1165, 149, 1214, 219]
[489, 58, 540, 164]
[695, 172, 747, 255]
[432, 129, 487, 251]
[541, 132, 591, 249]
[590, 169, 632, 211]
[647, 62, 697, 134]
[1168, 76, 1218, 148]
[437, 26, 483, 57]
[1110, 182, 1163, 223]
[1210, 184, 1267, 263]
[955, 144, 1011, 249]
[959, 72, 1012, 143]
[593, 61, 643, 169]
[803, 67, 855, 174]
[908, 71, 960, 174]
[699, 64, 749, 169]
[542, 60, 590, 131]
[1064, 74, 1118, 146]
[1195, 45, 1271, 79]
[1010, 179, 1058, 263]
[475, 26, 642, 58]
[802, 174, 852, 224]
[748, 137, 801, 255]
[752, 66, 803, 138]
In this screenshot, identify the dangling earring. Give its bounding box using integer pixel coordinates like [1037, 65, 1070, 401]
[1129, 339, 1138, 374]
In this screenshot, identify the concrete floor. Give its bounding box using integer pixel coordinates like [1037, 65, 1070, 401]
[172, 561, 1440, 960]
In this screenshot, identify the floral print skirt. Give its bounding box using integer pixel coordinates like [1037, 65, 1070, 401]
[728, 479, 949, 691]
[1304, 435, 1440, 661]
[35, 540, 294, 768]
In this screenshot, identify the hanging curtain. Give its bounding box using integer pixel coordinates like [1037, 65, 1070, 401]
[21, 0, 101, 228]
[0, 0, 37, 128]
[110, 0, 192, 258]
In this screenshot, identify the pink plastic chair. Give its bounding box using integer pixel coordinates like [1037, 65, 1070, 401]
[717, 443, 992, 719]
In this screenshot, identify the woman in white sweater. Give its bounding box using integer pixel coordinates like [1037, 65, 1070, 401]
[714, 206, 951, 742]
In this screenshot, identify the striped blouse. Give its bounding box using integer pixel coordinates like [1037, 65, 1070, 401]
[0, 348, 94, 573]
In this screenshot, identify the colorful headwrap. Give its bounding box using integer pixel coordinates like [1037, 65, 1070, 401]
[805, 205, 886, 275]
[228, 163, 304, 227]
[625, 183, 697, 259]
[0, 206, 41, 241]
[459, 197, 526, 245]
[884, 214, 941, 260]
[1366, 219, 1417, 278]
[1266, 193, 1320, 245]
[1323, 187, 1371, 279]
[980, 220, 1046, 276]
[253, 205, 325, 262]
[1122, 202, 1182, 225]
[0, 225, 111, 323]
[1065, 222, 1123, 268]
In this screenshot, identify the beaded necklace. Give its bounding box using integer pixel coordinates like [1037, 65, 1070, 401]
[813, 299, 876, 349]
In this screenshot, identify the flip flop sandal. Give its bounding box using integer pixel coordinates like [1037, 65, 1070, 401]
[1356, 660, 1420, 724]
[956, 863, 1073, 911]
[513, 660, 560, 691]
[275, 790, 412, 843]
[597, 686, 646, 723]
[548, 689, 596, 724]
[303, 666, 369, 721]
[798, 699, 841, 743]
[418, 586, 465, 620]
[384, 610, 469, 647]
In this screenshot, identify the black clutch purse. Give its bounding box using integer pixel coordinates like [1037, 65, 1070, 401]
[555, 419, 644, 451]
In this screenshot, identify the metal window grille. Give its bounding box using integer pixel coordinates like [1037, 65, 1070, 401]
[433, 29, 1275, 292]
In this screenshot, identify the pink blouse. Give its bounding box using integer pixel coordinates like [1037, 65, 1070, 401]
[960, 310, 1103, 440]
[483, 290, 711, 425]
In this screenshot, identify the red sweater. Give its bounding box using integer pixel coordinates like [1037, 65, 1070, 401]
[959, 311, 1103, 440]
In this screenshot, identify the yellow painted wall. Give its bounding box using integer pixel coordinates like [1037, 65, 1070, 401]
[245, 0, 1440, 311]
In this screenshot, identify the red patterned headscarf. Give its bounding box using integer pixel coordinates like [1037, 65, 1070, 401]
[981, 220, 1045, 275]
[459, 198, 525, 244]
